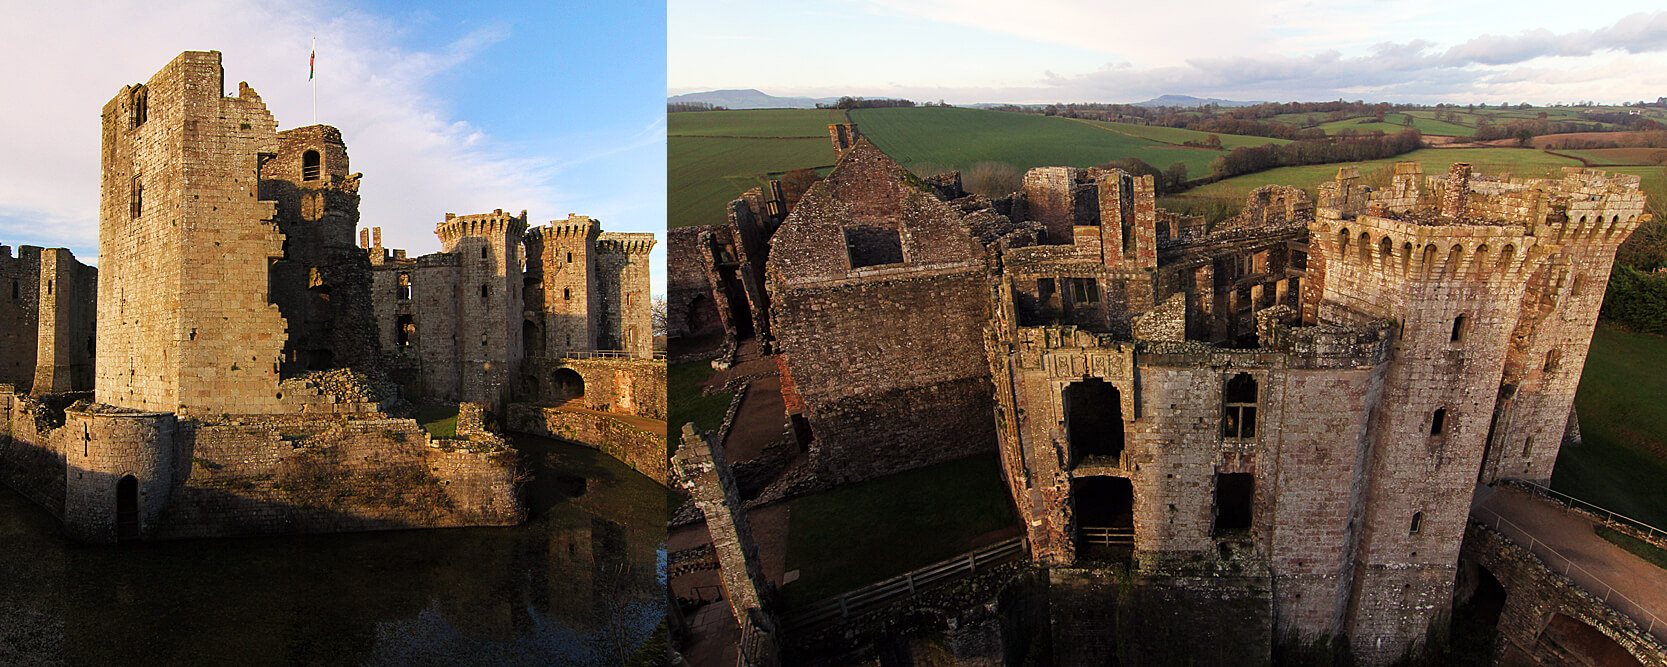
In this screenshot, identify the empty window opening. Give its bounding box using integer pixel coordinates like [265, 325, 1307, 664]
[1213, 472, 1254, 536]
[116, 475, 140, 542]
[563, 287, 571, 300]
[1223, 373, 1258, 440]
[551, 368, 584, 402]
[397, 273, 411, 300]
[566, 251, 573, 263]
[45, 280, 51, 295]
[1067, 277, 1100, 305]
[130, 88, 148, 128]
[396, 315, 414, 347]
[844, 225, 904, 269]
[1570, 274, 1585, 294]
[130, 177, 143, 217]
[480, 247, 488, 259]
[1072, 476, 1134, 560]
[1065, 378, 1124, 467]
[1522, 437, 1533, 458]
[1544, 349, 1561, 373]
[302, 150, 321, 181]
[1410, 511, 1424, 534]
[480, 284, 490, 299]
[10, 280, 16, 299]
[1431, 408, 1447, 437]
[1450, 315, 1467, 342]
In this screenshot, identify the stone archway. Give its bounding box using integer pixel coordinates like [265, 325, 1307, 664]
[551, 368, 585, 403]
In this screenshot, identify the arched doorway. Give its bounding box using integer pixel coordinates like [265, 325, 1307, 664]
[551, 368, 585, 403]
[116, 475, 140, 542]
[1536, 613, 1643, 666]
[1065, 378, 1123, 467]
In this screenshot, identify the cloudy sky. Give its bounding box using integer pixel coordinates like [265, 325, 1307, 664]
[1, 0, 667, 295]
[670, 0, 1667, 106]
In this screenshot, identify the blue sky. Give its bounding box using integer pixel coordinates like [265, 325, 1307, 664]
[669, 0, 1667, 106]
[0, 0, 666, 295]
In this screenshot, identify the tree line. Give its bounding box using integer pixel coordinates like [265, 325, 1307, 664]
[1208, 130, 1423, 179]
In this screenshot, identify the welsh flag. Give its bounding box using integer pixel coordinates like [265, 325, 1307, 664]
[309, 47, 315, 80]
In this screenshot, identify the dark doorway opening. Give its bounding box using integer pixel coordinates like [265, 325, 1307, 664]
[551, 369, 585, 402]
[1073, 476, 1134, 561]
[716, 268, 753, 339]
[116, 475, 140, 542]
[307, 349, 334, 371]
[1065, 378, 1123, 467]
[789, 413, 814, 449]
[1213, 472, 1254, 536]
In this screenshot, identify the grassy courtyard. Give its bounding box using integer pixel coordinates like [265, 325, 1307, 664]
[1553, 325, 1667, 529]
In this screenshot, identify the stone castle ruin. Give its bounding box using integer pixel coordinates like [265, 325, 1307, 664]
[669, 124, 1654, 663]
[0, 51, 661, 542]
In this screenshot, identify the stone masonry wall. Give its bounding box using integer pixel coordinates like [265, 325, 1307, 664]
[436, 210, 527, 407]
[97, 51, 289, 415]
[506, 404, 666, 484]
[594, 232, 657, 357]
[525, 217, 598, 357]
[0, 245, 41, 389]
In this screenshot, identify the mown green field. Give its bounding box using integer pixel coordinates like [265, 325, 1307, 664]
[1554, 325, 1667, 529]
[850, 106, 1231, 180]
[668, 109, 842, 228]
[1560, 148, 1667, 166]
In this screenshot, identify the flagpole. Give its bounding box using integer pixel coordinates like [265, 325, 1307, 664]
[311, 37, 318, 125]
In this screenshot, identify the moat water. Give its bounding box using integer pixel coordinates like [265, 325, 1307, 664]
[0, 434, 666, 666]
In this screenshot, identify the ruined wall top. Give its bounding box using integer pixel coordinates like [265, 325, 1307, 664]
[525, 214, 601, 242]
[596, 232, 657, 255]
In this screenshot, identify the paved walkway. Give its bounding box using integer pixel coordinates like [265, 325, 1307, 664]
[1472, 485, 1667, 640]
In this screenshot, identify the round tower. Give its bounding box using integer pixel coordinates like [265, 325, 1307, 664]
[57, 406, 177, 543]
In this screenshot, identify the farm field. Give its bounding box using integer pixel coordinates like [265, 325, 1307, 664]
[668, 109, 843, 228]
[669, 106, 1280, 228]
[1558, 148, 1667, 166]
[850, 106, 1232, 180]
[1172, 147, 1585, 204]
[1533, 131, 1667, 149]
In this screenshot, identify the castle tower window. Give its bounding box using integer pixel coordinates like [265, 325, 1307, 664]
[397, 273, 411, 300]
[1430, 408, 1447, 437]
[1213, 473, 1254, 536]
[1450, 314, 1467, 342]
[1223, 373, 1258, 440]
[130, 87, 148, 128]
[1065, 378, 1123, 467]
[563, 287, 571, 301]
[130, 176, 143, 217]
[10, 280, 16, 299]
[1522, 437, 1533, 457]
[1068, 278, 1100, 305]
[566, 251, 573, 263]
[396, 315, 414, 347]
[302, 150, 321, 181]
[480, 284, 489, 299]
[1410, 511, 1423, 535]
[116, 475, 140, 542]
[46, 280, 52, 295]
[1544, 348, 1561, 373]
[480, 247, 488, 259]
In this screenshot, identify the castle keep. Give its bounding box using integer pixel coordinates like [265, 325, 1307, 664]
[670, 128, 1648, 663]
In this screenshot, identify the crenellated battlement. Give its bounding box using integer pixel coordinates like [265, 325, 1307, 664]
[525, 214, 601, 242]
[1313, 214, 1539, 284]
[596, 232, 657, 255]
[436, 209, 530, 245]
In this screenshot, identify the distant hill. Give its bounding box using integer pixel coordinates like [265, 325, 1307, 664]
[1135, 95, 1261, 108]
[668, 89, 837, 110]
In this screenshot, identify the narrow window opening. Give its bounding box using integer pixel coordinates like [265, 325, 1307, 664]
[1450, 314, 1467, 342]
[1410, 511, 1423, 535]
[1431, 408, 1447, 437]
[130, 88, 148, 128]
[1223, 373, 1258, 440]
[302, 150, 321, 181]
[1543, 348, 1561, 372]
[45, 280, 52, 295]
[10, 280, 16, 299]
[566, 251, 573, 263]
[480, 247, 488, 259]
[1213, 472, 1254, 536]
[130, 177, 143, 217]
[480, 284, 489, 299]
[116, 475, 140, 542]
[563, 287, 571, 300]
[1522, 437, 1533, 458]
[396, 315, 414, 347]
[397, 273, 411, 300]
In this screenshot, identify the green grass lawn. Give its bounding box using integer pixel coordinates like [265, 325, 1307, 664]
[413, 404, 459, 439]
[668, 108, 845, 138]
[668, 109, 846, 228]
[1560, 148, 1667, 166]
[667, 360, 732, 451]
[1594, 525, 1667, 570]
[781, 452, 1020, 608]
[1552, 325, 1667, 528]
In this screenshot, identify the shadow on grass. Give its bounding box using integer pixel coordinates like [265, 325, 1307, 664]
[781, 452, 1019, 608]
[413, 404, 459, 439]
[1554, 325, 1667, 528]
